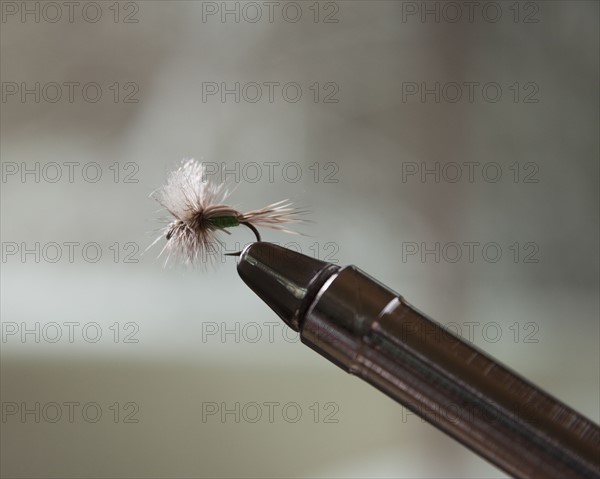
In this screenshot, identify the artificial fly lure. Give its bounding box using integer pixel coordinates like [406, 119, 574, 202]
[151, 159, 304, 265]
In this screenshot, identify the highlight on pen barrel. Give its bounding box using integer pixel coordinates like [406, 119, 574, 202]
[237, 242, 600, 479]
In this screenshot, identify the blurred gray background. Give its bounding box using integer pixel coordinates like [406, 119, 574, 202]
[1, 1, 598, 478]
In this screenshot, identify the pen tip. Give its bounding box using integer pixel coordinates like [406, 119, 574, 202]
[237, 242, 339, 331]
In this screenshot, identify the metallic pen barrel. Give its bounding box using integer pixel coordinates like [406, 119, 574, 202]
[237, 242, 600, 479]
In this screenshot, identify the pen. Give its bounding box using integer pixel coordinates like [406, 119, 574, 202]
[237, 242, 600, 479]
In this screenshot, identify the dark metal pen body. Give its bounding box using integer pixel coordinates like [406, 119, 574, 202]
[237, 243, 600, 479]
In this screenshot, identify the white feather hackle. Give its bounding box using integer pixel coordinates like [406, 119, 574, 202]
[151, 159, 305, 265]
